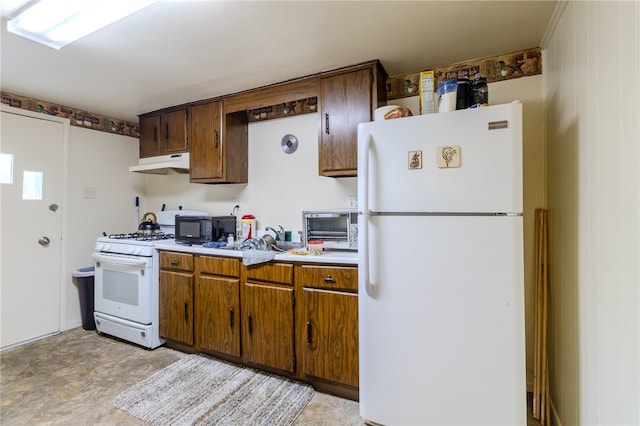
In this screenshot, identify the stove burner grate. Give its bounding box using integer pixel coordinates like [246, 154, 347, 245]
[108, 232, 174, 241]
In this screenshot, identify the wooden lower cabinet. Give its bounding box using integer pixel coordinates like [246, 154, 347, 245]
[194, 255, 241, 356]
[296, 264, 358, 392]
[159, 250, 359, 397]
[242, 281, 295, 373]
[159, 269, 193, 345]
[195, 275, 240, 356]
[302, 288, 358, 387]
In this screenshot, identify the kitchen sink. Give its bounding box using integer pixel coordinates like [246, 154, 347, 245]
[224, 238, 303, 251]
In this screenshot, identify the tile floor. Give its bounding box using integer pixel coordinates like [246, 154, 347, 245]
[1, 328, 541, 425]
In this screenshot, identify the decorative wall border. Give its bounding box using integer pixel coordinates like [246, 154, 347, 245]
[1, 47, 541, 135]
[386, 47, 542, 101]
[0, 91, 140, 138]
[248, 97, 317, 123]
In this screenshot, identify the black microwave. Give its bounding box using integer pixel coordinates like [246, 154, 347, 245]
[175, 215, 236, 244]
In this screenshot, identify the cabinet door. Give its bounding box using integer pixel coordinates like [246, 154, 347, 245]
[189, 101, 223, 180]
[195, 275, 240, 356]
[319, 68, 372, 177]
[303, 288, 358, 387]
[159, 270, 193, 345]
[162, 108, 188, 153]
[139, 114, 161, 158]
[242, 282, 294, 373]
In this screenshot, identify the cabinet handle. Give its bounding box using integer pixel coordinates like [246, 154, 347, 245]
[165, 123, 169, 140]
[171, 259, 179, 265]
[229, 308, 234, 329]
[214, 130, 219, 149]
[247, 314, 253, 335]
[323, 274, 335, 283]
[325, 113, 330, 134]
[306, 321, 312, 345]
[184, 301, 189, 322]
[153, 126, 158, 143]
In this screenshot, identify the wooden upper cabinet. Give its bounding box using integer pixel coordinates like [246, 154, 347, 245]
[139, 114, 161, 157]
[163, 109, 188, 153]
[189, 101, 222, 180]
[189, 101, 248, 184]
[319, 61, 388, 177]
[139, 108, 188, 158]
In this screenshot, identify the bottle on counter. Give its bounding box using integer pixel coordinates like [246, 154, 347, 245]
[240, 214, 256, 239]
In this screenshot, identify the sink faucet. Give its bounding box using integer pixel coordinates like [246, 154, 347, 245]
[265, 225, 285, 241]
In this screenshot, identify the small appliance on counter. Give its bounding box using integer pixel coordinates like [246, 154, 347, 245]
[174, 215, 237, 245]
[155, 209, 208, 234]
[302, 209, 358, 252]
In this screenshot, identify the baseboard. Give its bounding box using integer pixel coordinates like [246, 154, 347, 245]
[63, 320, 82, 331]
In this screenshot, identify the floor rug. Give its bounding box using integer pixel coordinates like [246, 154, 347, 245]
[113, 354, 314, 426]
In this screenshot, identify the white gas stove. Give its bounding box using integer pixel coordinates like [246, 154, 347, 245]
[92, 232, 174, 349]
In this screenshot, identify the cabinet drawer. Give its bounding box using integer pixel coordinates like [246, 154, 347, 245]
[244, 262, 293, 285]
[159, 251, 194, 272]
[197, 255, 240, 277]
[297, 265, 357, 291]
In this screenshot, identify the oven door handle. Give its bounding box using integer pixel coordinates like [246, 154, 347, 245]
[91, 253, 148, 267]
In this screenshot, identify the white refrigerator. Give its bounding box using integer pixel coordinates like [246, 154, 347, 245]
[357, 102, 526, 425]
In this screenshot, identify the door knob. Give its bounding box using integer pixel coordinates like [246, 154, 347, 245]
[38, 236, 50, 246]
[49, 204, 58, 212]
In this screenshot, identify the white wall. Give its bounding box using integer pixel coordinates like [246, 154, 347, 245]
[65, 126, 143, 329]
[544, 1, 640, 424]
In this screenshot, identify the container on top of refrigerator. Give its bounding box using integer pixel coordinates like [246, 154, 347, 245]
[419, 70, 435, 114]
[470, 73, 489, 107]
[437, 80, 457, 112]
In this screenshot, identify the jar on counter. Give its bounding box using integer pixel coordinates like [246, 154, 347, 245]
[240, 214, 256, 240]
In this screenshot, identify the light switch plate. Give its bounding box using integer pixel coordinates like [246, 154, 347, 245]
[82, 186, 96, 199]
[437, 145, 461, 168]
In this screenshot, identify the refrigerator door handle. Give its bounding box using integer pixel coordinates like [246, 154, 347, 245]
[361, 133, 375, 298]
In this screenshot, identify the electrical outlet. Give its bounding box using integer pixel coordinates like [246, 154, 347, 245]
[82, 186, 96, 199]
[347, 195, 357, 208]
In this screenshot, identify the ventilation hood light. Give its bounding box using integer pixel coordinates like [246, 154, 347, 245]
[7, 0, 157, 49]
[129, 153, 190, 175]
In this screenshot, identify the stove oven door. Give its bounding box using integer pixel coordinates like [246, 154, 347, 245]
[92, 252, 153, 325]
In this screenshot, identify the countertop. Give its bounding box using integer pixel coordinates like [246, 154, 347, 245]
[154, 241, 359, 265]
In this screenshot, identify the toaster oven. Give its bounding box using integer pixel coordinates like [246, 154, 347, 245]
[302, 209, 358, 252]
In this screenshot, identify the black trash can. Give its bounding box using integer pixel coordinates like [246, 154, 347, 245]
[72, 266, 96, 330]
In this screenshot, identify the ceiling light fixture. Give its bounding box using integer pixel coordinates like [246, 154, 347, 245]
[7, 0, 157, 50]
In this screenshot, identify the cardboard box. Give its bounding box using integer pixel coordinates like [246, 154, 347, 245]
[419, 70, 435, 114]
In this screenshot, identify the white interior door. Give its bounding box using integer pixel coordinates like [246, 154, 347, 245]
[1, 109, 64, 349]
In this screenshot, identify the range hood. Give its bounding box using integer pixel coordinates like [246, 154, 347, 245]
[129, 153, 190, 174]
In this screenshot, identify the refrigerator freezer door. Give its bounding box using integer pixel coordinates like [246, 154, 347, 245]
[358, 103, 523, 214]
[358, 215, 526, 425]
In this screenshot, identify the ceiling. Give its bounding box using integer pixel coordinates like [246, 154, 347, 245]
[0, 1, 557, 122]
